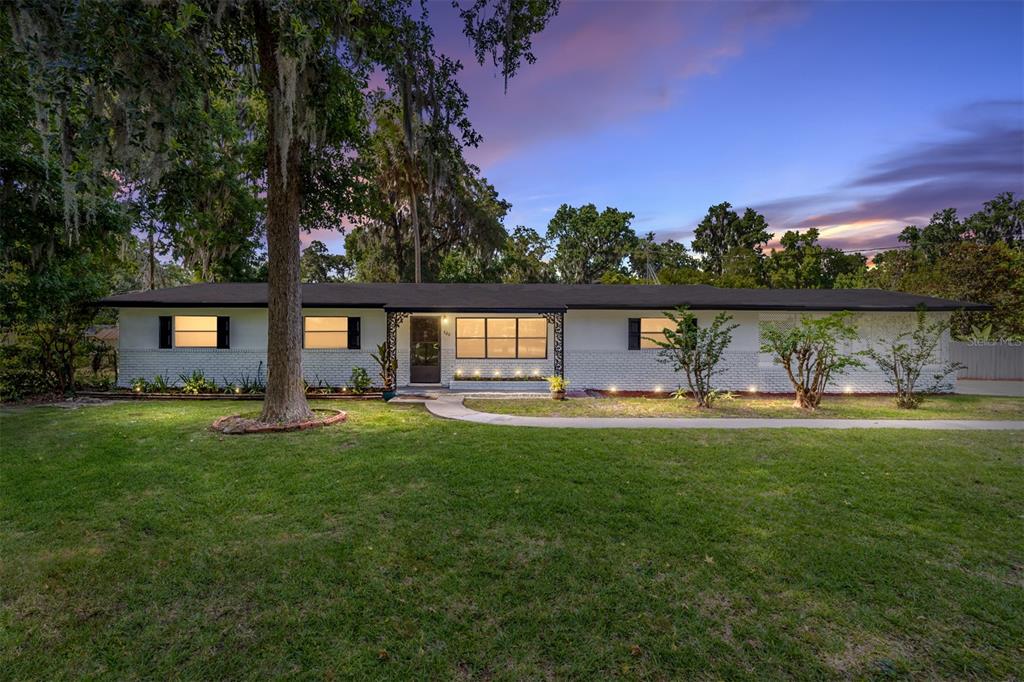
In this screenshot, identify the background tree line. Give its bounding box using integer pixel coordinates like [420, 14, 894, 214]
[338, 193, 1023, 340]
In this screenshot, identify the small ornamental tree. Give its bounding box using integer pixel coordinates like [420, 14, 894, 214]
[862, 309, 964, 409]
[760, 312, 863, 409]
[649, 307, 738, 408]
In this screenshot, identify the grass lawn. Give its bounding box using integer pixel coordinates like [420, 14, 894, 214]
[465, 394, 1024, 420]
[2, 401, 1023, 679]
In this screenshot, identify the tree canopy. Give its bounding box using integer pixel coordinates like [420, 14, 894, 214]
[300, 240, 351, 283]
[765, 228, 866, 289]
[547, 203, 637, 283]
[899, 194, 1023, 261]
[692, 202, 771, 277]
[7, 0, 560, 420]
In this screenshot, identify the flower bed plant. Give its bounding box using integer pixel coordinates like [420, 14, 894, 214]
[546, 375, 569, 400]
[100, 386, 382, 399]
[107, 368, 382, 400]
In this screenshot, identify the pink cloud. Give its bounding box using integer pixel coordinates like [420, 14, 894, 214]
[300, 228, 346, 250]
[431, 0, 808, 169]
[703, 100, 1024, 252]
[300, 216, 356, 252]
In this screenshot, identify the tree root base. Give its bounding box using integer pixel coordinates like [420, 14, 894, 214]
[211, 408, 347, 435]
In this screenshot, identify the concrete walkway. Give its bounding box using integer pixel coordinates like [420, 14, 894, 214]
[419, 395, 1024, 430]
[955, 379, 1024, 397]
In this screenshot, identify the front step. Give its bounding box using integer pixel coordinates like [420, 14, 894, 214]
[448, 380, 548, 392]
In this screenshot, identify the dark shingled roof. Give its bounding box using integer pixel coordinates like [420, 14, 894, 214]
[98, 282, 989, 312]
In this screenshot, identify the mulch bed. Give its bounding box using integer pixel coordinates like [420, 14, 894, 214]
[211, 408, 347, 434]
[77, 390, 381, 401]
[584, 389, 897, 399]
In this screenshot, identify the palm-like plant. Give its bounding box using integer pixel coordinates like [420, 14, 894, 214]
[371, 342, 398, 392]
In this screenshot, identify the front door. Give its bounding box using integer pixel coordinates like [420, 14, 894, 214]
[410, 316, 441, 384]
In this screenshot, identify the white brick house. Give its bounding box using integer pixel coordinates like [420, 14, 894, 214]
[101, 283, 985, 393]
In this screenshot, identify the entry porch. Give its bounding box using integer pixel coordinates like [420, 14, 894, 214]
[382, 309, 565, 389]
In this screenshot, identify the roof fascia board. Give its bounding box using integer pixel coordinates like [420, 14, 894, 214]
[564, 303, 990, 311]
[96, 301, 388, 309]
[383, 306, 567, 313]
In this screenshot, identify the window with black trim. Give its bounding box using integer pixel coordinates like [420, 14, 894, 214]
[456, 317, 547, 359]
[304, 316, 348, 349]
[640, 318, 670, 349]
[174, 316, 218, 348]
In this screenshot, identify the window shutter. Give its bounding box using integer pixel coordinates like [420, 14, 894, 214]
[216, 316, 230, 349]
[347, 317, 361, 349]
[159, 316, 172, 348]
[628, 318, 641, 350]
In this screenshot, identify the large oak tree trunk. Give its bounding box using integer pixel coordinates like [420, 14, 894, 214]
[255, 5, 313, 423]
[398, 73, 422, 283]
[407, 171, 422, 283]
[147, 227, 156, 290]
[392, 214, 404, 281]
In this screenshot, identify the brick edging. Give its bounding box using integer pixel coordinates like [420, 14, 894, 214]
[210, 409, 348, 434]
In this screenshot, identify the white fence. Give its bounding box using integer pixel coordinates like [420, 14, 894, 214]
[950, 342, 1024, 380]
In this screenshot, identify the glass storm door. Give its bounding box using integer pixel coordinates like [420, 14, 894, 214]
[410, 317, 441, 383]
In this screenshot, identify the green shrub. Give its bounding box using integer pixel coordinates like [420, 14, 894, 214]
[760, 311, 863, 410]
[863, 309, 965, 409]
[0, 346, 57, 401]
[0, 364, 51, 401]
[75, 372, 114, 391]
[349, 366, 371, 394]
[650, 307, 738, 408]
[178, 370, 218, 395]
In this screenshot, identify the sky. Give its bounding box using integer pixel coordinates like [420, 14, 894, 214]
[319, 0, 1024, 254]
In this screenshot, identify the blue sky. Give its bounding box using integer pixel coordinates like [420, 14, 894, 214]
[316, 1, 1024, 253]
